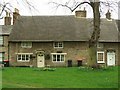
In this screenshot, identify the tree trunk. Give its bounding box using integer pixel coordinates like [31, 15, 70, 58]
[88, 1, 100, 68]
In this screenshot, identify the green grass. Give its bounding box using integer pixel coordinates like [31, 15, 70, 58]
[1, 66, 119, 88]
[0, 69, 2, 89]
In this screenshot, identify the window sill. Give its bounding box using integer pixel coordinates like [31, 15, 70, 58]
[97, 62, 105, 64]
[54, 47, 63, 49]
[52, 61, 65, 63]
[17, 61, 30, 62]
[21, 47, 32, 48]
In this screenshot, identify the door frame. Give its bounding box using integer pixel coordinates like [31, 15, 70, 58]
[36, 50, 45, 67]
[107, 51, 116, 66]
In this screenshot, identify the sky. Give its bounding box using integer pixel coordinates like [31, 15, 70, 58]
[0, 0, 119, 25]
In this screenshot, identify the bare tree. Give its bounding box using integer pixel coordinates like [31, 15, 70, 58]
[0, 0, 35, 19]
[49, 0, 118, 67]
[0, 2, 11, 19]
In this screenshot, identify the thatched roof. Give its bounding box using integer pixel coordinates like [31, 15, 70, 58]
[9, 16, 119, 42]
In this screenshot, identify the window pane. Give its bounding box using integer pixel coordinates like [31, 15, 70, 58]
[98, 53, 103, 61]
[59, 42, 63, 47]
[54, 42, 58, 47]
[22, 55, 25, 60]
[53, 55, 56, 61]
[18, 55, 21, 60]
[26, 55, 29, 60]
[61, 55, 64, 61]
[57, 55, 60, 61]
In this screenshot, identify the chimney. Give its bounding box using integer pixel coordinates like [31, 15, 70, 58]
[106, 10, 111, 20]
[13, 8, 20, 24]
[4, 11, 11, 25]
[75, 8, 86, 18]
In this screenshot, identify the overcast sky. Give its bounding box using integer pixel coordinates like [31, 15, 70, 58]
[0, 0, 119, 25]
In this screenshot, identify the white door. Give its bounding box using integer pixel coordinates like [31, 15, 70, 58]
[37, 53, 45, 67]
[107, 52, 115, 66]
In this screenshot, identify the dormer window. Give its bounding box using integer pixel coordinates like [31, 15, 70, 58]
[54, 42, 63, 48]
[21, 42, 32, 48]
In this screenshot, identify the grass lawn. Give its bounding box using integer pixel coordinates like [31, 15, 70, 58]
[1, 66, 119, 88]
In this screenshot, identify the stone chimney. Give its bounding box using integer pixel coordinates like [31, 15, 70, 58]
[75, 8, 86, 18]
[106, 10, 111, 20]
[13, 8, 20, 24]
[4, 11, 11, 25]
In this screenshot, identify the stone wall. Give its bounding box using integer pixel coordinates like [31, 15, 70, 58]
[1, 36, 9, 61]
[9, 41, 89, 67]
[97, 42, 119, 66]
[9, 41, 120, 67]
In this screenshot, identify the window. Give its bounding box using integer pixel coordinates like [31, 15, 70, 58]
[21, 42, 32, 48]
[97, 51, 105, 63]
[51, 53, 67, 62]
[17, 53, 32, 62]
[0, 52, 4, 62]
[54, 42, 63, 48]
[0, 36, 3, 46]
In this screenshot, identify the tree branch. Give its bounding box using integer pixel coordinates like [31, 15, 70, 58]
[0, 3, 10, 18]
[48, 2, 73, 12]
[49, 1, 92, 12]
[71, 2, 92, 12]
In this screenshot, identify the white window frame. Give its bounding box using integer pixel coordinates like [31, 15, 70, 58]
[97, 51, 105, 63]
[54, 42, 63, 48]
[51, 53, 67, 62]
[17, 53, 33, 62]
[0, 35, 3, 46]
[21, 42, 32, 48]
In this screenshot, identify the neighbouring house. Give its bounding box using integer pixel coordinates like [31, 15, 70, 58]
[0, 10, 14, 67]
[0, 26, 12, 65]
[0, 11, 12, 66]
[8, 9, 120, 67]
